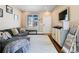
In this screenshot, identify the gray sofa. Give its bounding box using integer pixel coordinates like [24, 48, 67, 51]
[0, 28, 30, 53]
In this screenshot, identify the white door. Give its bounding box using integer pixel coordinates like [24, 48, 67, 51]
[43, 16, 51, 33]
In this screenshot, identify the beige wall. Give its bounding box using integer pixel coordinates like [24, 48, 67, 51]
[20, 11, 28, 28]
[0, 5, 21, 30]
[70, 5, 79, 26]
[52, 5, 79, 27]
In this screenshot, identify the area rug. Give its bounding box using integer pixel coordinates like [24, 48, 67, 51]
[27, 35, 57, 53]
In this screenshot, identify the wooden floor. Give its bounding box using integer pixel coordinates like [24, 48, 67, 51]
[48, 34, 62, 53]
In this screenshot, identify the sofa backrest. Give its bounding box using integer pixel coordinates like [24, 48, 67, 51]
[0, 29, 13, 36]
[0, 28, 20, 36]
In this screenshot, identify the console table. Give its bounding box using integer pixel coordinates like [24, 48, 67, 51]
[26, 30, 37, 35]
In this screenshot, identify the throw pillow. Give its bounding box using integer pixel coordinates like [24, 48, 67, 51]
[11, 28, 19, 35]
[5, 32, 12, 39]
[20, 28, 26, 33]
[2, 32, 8, 40]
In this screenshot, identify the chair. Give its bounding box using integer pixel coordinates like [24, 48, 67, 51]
[61, 25, 79, 53]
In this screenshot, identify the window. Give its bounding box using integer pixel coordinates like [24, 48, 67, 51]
[27, 15, 39, 27]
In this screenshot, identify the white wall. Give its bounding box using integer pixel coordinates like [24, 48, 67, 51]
[37, 12, 47, 32]
[0, 5, 21, 30]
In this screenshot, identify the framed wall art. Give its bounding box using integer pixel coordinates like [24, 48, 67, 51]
[0, 8, 3, 17]
[6, 5, 13, 14]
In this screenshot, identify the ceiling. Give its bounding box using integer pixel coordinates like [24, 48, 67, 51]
[13, 5, 56, 12]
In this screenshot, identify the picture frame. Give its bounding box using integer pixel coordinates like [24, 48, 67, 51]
[6, 5, 13, 14]
[0, 8, 3, 17]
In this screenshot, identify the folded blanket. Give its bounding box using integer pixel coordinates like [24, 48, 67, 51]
[0, 36, 30, 53]
[3, 39, 30, 53]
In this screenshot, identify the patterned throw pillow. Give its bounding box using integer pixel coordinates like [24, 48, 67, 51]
[2, 32, 8, 40]
[5, 32, 12, 39]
